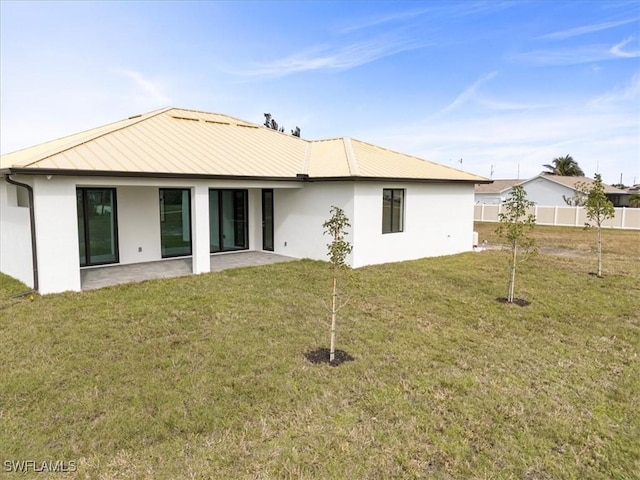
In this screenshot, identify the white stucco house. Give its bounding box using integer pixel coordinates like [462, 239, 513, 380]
[475, 173, 627, 207]
[1, 107, 489, 294]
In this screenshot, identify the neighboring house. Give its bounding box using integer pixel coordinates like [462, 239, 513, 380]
[475, 173, 628, 207]
[519, 174, 628, 207]
[0, 107, 489, 294]
[474, 179, 521, 204]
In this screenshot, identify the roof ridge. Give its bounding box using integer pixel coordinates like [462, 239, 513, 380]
[169, 107, 263, 128]
[301, 142, 312, 175]
[342, 138, 360, 176]
[16, 107, 174, 168]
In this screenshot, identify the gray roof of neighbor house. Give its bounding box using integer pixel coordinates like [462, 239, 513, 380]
[523, 173, 627, 194]
[1, 107, 489, 183]
[474, 179, 522, 194]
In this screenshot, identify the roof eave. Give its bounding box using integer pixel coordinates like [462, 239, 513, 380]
[307, 175, 491, 184]
[5, 168, 491, 184]
[4, 168, 305, 182]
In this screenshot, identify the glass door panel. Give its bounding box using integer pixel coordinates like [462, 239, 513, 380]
[209, 190, 220, 252]
[77, 190, 86, 266]
[160, 189, 192, 257]
[209, 189, 248, 253]
[77, 188, 118, 266]
[262, 189, 274, 251]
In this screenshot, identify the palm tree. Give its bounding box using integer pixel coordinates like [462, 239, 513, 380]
[543, 155, 585, 176]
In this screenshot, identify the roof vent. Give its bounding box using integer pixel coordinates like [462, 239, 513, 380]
[172, 115, 200, 122]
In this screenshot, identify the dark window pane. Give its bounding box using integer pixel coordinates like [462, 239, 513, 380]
[209, 190, 220, 252]
[262, 189, 274, 251]
[382, 188, 404, 234]
[210, 189, 248, 253]
[160, 189, 191, 257]
[77, 190, 86, 266]
[77, 188, 118, 266]
[382, 189, 392, 233]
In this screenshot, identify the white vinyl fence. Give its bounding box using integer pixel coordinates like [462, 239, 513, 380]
[474, 204, 640, 230]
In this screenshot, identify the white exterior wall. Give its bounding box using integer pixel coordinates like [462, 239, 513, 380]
[1, 175, 304, 294]
[0, 178, 34, 287]
[352, 182, 475, 267]
[247, 189, 262, 251]
[274, 182, 355, 263]
[2, 173, 477, 293]
[274, 181, 475, 268]
[191, 185, 210, 274]
[117, 186, 162, 264]
[519, 178, 575, 206]
[32, 177, 81, 294]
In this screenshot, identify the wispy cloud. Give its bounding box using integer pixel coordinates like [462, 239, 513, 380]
[118, 69, 172, 104]
[590, 71, 640, 105]
[538, 18, 639, 40]
[432, 72, 498, 117]
[340, 1, 514, 34]
[511, 37, 640, 66]
[359, 71, 640, 182]
[428, 72, 543, 119]
[611, 36, 640, 57]
[237, 36, 423, 78]
[340, 8, 429, 34]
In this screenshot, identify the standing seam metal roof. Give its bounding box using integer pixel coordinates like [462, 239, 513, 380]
[1, 107, 489, 183]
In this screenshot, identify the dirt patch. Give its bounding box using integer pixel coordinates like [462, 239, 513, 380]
[304, 348, 355, 366]
[496, 297, 531, 307]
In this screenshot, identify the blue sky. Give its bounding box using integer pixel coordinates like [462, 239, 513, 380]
[1, 0, 639, 184]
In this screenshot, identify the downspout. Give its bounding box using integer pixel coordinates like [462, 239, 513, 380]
[5, 175, 38, 292]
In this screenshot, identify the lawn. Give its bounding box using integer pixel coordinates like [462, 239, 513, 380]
[1, 224, 638, 479]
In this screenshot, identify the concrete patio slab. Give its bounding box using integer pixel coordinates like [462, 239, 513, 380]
[81, 251, 297, 290]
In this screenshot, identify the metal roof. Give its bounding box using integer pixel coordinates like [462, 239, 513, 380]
[522, 174, 627, 194]
[475, 179, 521, 194]
[1, 107, 489, 183]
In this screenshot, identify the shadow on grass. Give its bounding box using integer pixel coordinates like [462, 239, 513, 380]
[495, 297, 531, 307]
[304, 348, 355, 366]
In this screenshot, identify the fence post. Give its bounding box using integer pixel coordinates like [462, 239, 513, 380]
[553, 206, 558, 226]
[620, 207, 626, 229]
[575, 206, 580, 226]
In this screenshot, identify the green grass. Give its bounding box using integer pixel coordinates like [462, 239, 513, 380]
[1, 226, 639, 479]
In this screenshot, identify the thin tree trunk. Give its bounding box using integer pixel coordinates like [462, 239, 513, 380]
[597, 223, 602, 277]
[330, 274, 337, 362]
[508, 242, 517, 303]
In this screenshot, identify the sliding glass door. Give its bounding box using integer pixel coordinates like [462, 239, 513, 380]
[209, 189, 248, 253]
[77, 188, 118, 266]
[160, 189, 192, 257]
[262, 189, 274, 251]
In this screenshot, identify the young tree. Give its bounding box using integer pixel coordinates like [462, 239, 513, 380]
[496, 186, 536, 303]
[322, 206, 353, 363]
[580, 174, 615, 277]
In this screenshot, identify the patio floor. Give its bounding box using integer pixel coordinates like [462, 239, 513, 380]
[80, 251, 297, 290]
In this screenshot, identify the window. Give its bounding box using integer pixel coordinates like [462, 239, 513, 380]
[77, 188, 118, 266]
[160, 189, 192, 257]
[382, 189, 404, 233]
